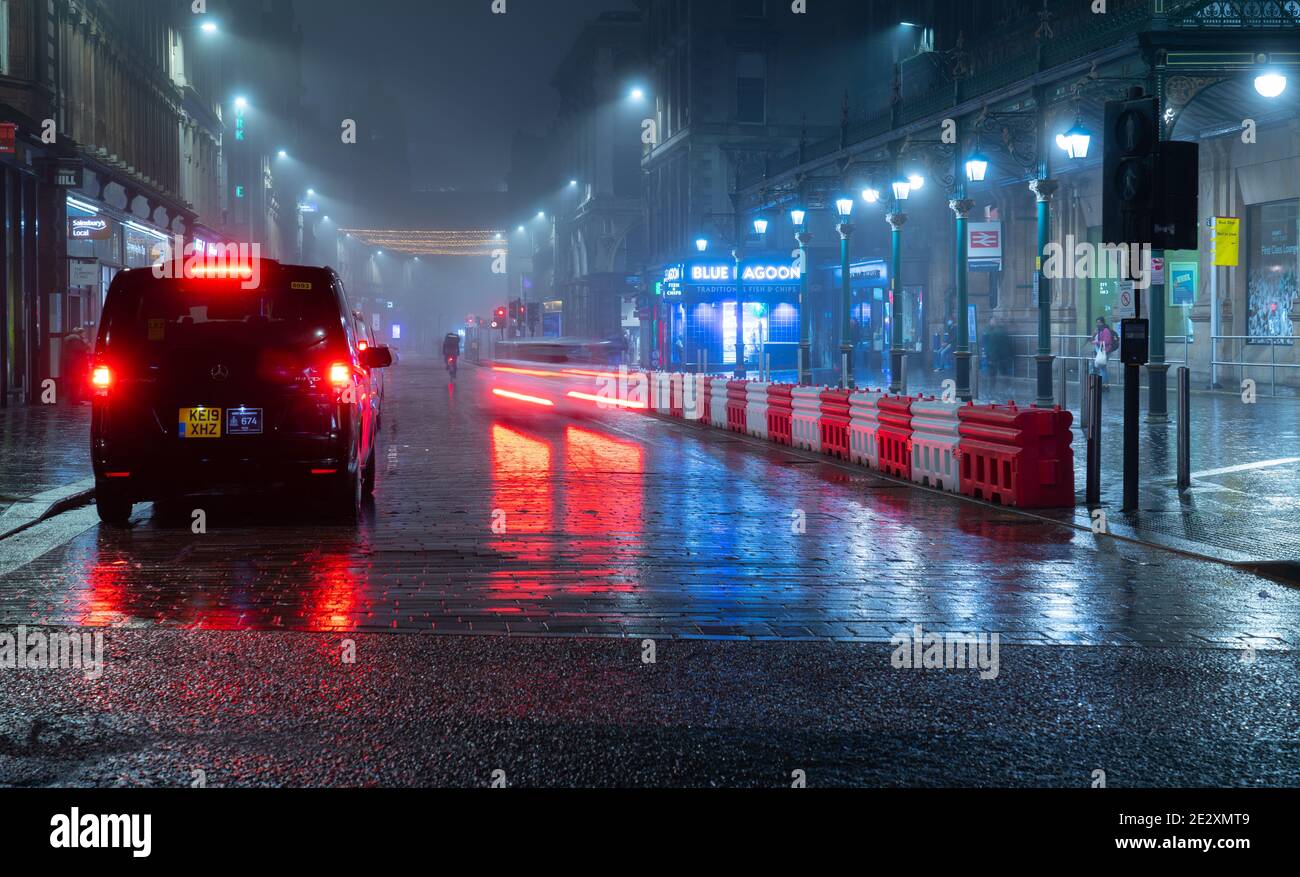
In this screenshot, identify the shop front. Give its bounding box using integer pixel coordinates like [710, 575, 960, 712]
[658, 257, 803, 373]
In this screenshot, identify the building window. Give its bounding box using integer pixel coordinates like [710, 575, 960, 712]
[1247, 200, 1298, 345]
[736, 53, 767, 124]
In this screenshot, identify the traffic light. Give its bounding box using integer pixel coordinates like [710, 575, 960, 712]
[495, 306, 507, 322]
[1103, 89, 1158, 245]
[1153, 140, 1199, 250]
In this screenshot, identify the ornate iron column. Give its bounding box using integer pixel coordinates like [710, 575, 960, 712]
[1030, 178, 1059, 408]
[887, 210, 908, 394]
[796, 224, 813, 386]
[838, 217, 855, 389]
[950, 197, 975, 402]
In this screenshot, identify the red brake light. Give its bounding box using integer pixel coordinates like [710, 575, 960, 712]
[358, 340, 369, 352]
[91, 365, 113, 394]
[329, 362, 352, 387]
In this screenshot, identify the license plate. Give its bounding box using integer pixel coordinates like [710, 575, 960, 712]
[179, 407, 222, 439]
[226, 408, 263, 436]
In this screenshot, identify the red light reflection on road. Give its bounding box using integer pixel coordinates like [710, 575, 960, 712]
[561, 425, 644, 591]
[78, 559, 129, 627]
[306, 552, 361, 631]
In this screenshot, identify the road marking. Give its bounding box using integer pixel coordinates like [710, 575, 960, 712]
[1189, 457, 1300, 481]
[0, 507, 100, 578]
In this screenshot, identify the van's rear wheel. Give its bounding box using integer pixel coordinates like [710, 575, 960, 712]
[362, 449, 377, 496]
[95, 482, 133, 527]
[332, 468, 362, 523]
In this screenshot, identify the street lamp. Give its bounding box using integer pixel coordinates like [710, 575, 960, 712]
[862, 187, 881, 204]
[891, 177, 912, 202]
[695, 238, 709, 253]
[965, 151, 989, 183]
[752, 218, 769, 236]
[1056, 117, 1093, 160]
[791, 209, 812, 386]
[1255, 72, 1287, 98]
[234, 96, 248, 111]
[201, 20, 219, 34]
[907, 173, 925, 192]
[277, 149, 288, 159]
[836, 198, 855, 390]
[630, 87, 646, 101]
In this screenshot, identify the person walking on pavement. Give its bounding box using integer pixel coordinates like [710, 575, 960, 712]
[1091, 317, 1119, 390]
[983, 317, 1012, 399]
[61, 327, 89, 405]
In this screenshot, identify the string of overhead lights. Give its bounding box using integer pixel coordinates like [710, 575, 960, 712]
[338, 229, 508, 257]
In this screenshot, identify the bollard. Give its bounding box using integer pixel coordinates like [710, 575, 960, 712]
[1086, 374, 1102, 507]
[1177, 366, 1191, 492]
[1058, 358, 1068, 414]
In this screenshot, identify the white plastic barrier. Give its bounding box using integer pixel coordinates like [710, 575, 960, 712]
[683, 374, 707, 421]
[791, 386, 823, 452]
[708, 378, 730, 429]
[848, 389, 885, 470]
[653, 372, 672, 415]
[745, 382, 771, 440]
[910, 398, 962, 493]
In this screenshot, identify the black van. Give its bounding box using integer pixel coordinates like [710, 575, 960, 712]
[90, 260, 393, 526]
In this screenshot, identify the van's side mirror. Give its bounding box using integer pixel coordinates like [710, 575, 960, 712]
[361, 345, 394, 369]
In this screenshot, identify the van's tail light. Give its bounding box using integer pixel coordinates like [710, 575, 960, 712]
[91, 365, 113, 396]
[329, 362, 352, 388]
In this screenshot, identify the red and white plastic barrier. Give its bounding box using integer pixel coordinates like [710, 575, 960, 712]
[791, 387, 823, 452]
[910, 398, 962, 494]
[745, 382, 771, 440]
[848, 389, 885, 470]
[708, 378, 730, 429]
[630, 372, 1076, 509]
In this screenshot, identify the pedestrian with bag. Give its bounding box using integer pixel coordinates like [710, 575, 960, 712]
[1091, 317, 1119, 390]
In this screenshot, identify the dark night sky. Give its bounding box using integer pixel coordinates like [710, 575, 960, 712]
[295, 0, 634, 193]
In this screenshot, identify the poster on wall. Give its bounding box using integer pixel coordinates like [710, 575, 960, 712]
[1170, 262, 1197, 306]
[1246, 202, 1297, 346]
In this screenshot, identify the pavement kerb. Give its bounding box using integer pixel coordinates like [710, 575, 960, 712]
[0, 478, 96, 542]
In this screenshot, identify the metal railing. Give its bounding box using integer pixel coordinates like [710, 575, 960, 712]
[1005, 333, 1189, 390]
[1211, 335, 1300, 397]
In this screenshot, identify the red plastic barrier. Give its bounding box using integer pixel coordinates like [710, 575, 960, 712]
[767, 385, 794, 447]
[726, 381, 749, 434]
[957, 403, 1075, 509]
[876, 395, 914, 480]
[670, 373, 684, 418]
[701, 377, 713, 424]
[819, 389, 852, 460]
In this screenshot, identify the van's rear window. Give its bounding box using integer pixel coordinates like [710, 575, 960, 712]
[103, 280, 342, 350]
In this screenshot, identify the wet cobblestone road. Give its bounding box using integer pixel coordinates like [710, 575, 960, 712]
[1, 359, 1297, 648]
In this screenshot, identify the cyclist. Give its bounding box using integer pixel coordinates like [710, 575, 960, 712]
[442, 333, 462, 380]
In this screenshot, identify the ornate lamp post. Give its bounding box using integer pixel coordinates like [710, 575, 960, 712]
[887, 177, 911, 394]
[791, 209, 812, 386]
[835, 198, 855, 390]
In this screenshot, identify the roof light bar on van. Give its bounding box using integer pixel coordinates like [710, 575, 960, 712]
[188, 264, 255, 279]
